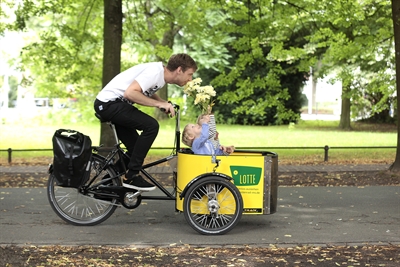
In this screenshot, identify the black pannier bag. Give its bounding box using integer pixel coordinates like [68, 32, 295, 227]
[52, 129, 92, 188]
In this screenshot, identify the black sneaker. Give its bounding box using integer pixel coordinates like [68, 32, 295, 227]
[123, 174, 156, 191]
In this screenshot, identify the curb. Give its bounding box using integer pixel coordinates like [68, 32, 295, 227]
[0, 164, 391, 174]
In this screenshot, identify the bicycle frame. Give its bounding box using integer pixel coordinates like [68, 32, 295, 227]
[96, 104, 182, 201]
[141, 104, 181, 200]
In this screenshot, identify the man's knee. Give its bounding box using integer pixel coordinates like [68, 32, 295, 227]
[147, 118, 160, 135]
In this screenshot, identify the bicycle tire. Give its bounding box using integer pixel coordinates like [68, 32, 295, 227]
[47, 153, 120, 226]
[183, 176, 243, 235]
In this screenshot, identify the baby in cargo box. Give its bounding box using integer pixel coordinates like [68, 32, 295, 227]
[182, 114, 235, 156]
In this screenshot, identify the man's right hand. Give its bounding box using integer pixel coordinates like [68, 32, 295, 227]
[160, 102, 175, 117]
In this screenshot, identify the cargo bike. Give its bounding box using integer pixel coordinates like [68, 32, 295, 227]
[47, 104, 278, 235]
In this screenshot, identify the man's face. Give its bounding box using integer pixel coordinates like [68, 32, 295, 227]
[177, 67, 196, 86]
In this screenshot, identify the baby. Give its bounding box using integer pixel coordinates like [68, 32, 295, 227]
[182, 114, 235, 155]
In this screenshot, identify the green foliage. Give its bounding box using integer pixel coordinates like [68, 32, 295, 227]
[203, 1, 314, 125]
[15, 0, 103, 99]
[309, 0, 395, 121]
[3, 0, 398, 129]
[0, 1, 18, 33]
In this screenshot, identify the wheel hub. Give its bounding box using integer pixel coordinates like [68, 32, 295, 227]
[208, 199, 220, 213]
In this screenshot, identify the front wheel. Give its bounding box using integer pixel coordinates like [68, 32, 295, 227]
[47, 154, 120, 226]
[183, 176, 243, 235]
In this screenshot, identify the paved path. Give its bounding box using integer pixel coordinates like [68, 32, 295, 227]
[0, 186, 399, 246]
[0, 163, 398, 247]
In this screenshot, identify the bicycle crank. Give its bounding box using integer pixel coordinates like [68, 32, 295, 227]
[93, 185, 142, 209]
[122, 191, 142, 209]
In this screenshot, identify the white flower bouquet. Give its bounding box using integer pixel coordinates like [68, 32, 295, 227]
[183, 78, 216, 114]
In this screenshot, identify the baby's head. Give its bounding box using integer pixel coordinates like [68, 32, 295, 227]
[182, 123, 202, 147]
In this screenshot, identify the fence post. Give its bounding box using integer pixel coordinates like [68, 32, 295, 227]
[8, 148, 12, 164]
[324, 145, 329, 161]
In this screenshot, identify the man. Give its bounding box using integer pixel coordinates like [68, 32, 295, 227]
[94, 53, 197, 191]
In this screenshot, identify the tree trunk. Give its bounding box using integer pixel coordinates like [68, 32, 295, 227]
[99, 0, 122, 147]
[1, 74, 10, 108]
[389, 0, 400, 172]
[311, 72, 317, 114]
[339, 83, 352, 130]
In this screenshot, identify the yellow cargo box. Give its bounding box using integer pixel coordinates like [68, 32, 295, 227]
[176, 150, 278, 215]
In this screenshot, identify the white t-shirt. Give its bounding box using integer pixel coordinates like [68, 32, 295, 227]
[96, 62, 165, 102]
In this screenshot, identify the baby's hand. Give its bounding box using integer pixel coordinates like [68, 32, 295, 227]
[214, 131, 219, 140]
[221, 145, 235, 154]
[198, 114, 210, 125]
[226, 145, 235, 154]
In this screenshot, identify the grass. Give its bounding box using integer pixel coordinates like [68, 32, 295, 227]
[0, 114, 397, 165]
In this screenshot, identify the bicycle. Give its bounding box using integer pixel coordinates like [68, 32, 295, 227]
[47, 104, 278, 235]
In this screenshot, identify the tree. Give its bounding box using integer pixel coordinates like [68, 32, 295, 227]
[100, 0, 122, 147]
[10, 0, 235, 145]
[308, 0, 394, 129]
[338, 71, 352, 130]
[14, 0, 104, 101]
[207, 0, 317, 125]
[389, 0, 400, 172]
[8, 0, 397, 133]
[122, 0, 232, 120]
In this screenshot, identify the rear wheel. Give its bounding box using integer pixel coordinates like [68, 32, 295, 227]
[183, 176, 243, 235]
[47, 154, 120, 226]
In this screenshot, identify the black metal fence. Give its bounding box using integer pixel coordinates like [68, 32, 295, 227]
[0, 146, 396, 164]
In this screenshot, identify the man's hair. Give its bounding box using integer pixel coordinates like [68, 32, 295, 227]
[166, 53, 197, 72]
[182, 124, 193, 147]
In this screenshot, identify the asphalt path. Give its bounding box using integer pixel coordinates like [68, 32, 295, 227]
[1, 186, 399, 247]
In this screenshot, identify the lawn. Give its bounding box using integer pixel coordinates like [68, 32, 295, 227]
[0, 114, 396, 164]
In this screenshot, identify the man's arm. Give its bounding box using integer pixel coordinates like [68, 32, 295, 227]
[150, 93, 164, 102]
[124, 80, 175, 116]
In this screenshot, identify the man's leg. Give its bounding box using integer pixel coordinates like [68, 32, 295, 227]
[114, 109, 159, 174]
[109, 104, 159, 190]
[94, 100, 158, 190]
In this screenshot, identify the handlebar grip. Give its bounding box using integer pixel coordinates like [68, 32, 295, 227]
[160, 102, 179, 113]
